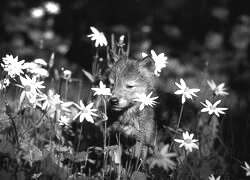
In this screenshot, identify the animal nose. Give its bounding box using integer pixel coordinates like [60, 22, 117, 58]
[110, 97, 119, 105]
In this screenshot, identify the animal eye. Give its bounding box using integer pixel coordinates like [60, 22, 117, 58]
[109, 83, 114, 88]
[126, 85, 134, 89]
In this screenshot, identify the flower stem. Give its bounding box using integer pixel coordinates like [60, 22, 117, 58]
[76, 123, 83, 153]
[208, 114, 213, 125]
[9, 115, 19, 148]
[65, 79, 68, 101]
[92, 48, 99, 75]
[77, 79, 82, 103]
[177, 104, 184, 129]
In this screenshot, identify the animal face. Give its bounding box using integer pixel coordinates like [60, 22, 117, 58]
[108, 56, 155, 111]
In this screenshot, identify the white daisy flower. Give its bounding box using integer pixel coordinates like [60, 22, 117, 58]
[19, 75, 45, 93]
[142, 50, 168, 76]
[207, 80, 229, 96]
[134, 91, 158, 111]
[87, 27, 107, 47]
[58, 115, 70, 126]
[174, 131, 199, 152]
[91, 81, 111, 96]
[18, 75, 45, 106]
[242, 161, 250, 176]
[73, 101, 98, 123]
[1, 55, 26, 79]
[201, 100, 228, 117]
[208, 174, 221, 180]
[174, 78, 200, 104]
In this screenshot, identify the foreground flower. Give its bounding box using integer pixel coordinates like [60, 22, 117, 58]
[174, 131, 199, 152]
[142, 50, 168, 76]
[207, 80, 229, 96]
[1, 55, 26, 78]
[174, 79, 200, 104]
[91, 81, 111, 96]
[242, 161, 250, 176]
[58, 115, 70, 126]
[147, 144, 176, 171]
[73, 101, 98, 123]
[87, 27, 107, 47]
[44, 1, 60, 14]
[134, 92, 158, 111]
[201, 100, 228, 117]
[19, 75, 45, 93]
[18, 75, 45, 105]
[208, 174, 221, 180]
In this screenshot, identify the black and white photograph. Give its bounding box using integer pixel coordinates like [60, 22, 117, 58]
[0, 0, 250, 179]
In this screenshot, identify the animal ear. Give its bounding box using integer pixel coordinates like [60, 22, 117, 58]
[138, 56, 155, 73]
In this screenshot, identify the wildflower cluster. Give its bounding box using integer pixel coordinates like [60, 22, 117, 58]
[172, 78, 229, 153]
[0, 55, 77, 125]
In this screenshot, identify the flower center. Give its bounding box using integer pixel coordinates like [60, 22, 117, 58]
[210, 105, 216, 111]
[184, 139, 192, 144]
[184, 87, 190, 92]
[55, 103, 61, 110]
[24, 85, 31, 91]
[82, 108, 89, 114]
[214, 87, 219, 94]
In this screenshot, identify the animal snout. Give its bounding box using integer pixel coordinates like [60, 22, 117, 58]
[110, 97, 119, 105]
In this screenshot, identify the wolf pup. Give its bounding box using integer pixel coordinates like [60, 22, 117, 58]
[106, 55, 158, 157]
